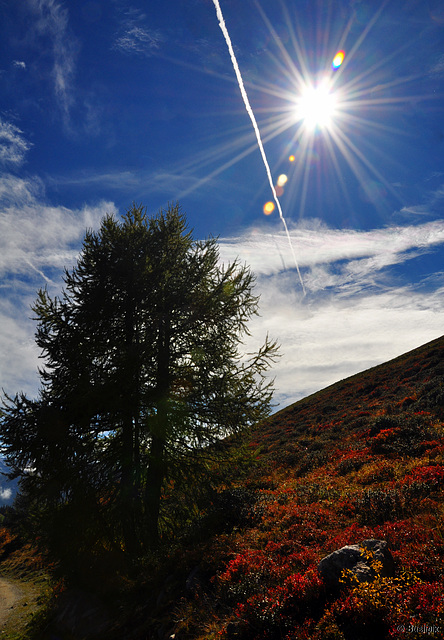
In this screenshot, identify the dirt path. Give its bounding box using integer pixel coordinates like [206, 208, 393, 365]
[0, 577, 24, 627]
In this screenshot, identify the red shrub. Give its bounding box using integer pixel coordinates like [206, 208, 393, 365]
[234, 568, 324, 635]
[400, 465, 444, 488]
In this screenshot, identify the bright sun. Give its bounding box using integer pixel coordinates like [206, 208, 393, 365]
[295, 78, 338, 131]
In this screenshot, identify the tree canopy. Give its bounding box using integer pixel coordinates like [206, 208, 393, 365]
[0, 203, 279, 561]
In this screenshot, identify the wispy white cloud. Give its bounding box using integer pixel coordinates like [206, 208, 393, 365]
[396, 182, 444, 220]
[430, 53, 444, 77]
[0, 178, 114, 279]
[13, 60, 26, 70]
[0, 171, 115, 397]
[113, 4, 164, 57]
[47, 167, 209, 203]
[29, 0, 78, 127]
[245, 277, 444, 410]
[398, 204, 431, 217]
[0, 119, 32, 166]
[218, 218, 444, 279]
[0, 174, 43, 206]
[0, 295, 40, 396]
[114, 26, 163, 56]
[219, 219, 444, 409]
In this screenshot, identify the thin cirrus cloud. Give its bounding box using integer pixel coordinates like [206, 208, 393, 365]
[114, 26, 164, 56]
[28, 0, 78, 127]
[0, 186, 116, 399]
[218, 216, 444, 409]
[430, 53, 444, 77]
[246, 279, 444, 410]
[0, 128, 116, 398]
[0, 182, 115, 280]
[218, 218, 444, 279]
[112, 4, 164, 57]
[0, 120, 32, 166]
[0, 120, 111, 281]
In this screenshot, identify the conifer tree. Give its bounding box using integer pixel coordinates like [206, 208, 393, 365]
[0, 203, 278, 555]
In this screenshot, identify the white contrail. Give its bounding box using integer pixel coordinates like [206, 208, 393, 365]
[212, 0, 306, 295]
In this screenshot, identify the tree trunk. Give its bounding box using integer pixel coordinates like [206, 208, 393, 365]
[144, 308, 170, 548]
[121, 412, 139, 556]
[144, 431, 166, 548]
[120, 294, 140, 555]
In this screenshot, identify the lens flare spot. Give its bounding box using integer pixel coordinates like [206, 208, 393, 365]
[332, 50, 345, 69]
[275, 185, 284, 197]
[289, 155, 295, 162]
[263, 201, 275, 215]
[277, 174, 288, 187]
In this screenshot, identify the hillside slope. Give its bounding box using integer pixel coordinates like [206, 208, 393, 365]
[162, 335, 444, 640]
[248, 333, 444, 471]
[31, 336, 444, 640]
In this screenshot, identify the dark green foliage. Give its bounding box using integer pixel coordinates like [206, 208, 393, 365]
[337, 457, 365, 476]
[417, 376, 444, 414]
[0, 203, 279, 574]
[204, 487, 259, 532]
[295, 449, 329, 476]
[368, 415, 401, 438]
[368, 414, 435, 456]
[352, 488, 404, 525]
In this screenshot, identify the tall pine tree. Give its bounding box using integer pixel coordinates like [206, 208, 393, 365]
[1, 203, 279, 556]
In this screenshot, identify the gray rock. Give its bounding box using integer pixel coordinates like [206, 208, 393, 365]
[318, 539, 395, 591]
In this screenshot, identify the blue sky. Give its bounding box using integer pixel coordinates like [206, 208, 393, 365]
[1, 0, 444, 413]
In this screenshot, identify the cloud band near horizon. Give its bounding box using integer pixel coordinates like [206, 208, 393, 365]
[1, 121, 444, 409]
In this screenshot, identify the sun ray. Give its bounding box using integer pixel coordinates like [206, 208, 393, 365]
[258, 0, 310, 86]
[332, 0, 390, 80]
[337, 129, 403, 200]
[249, 0, 440, 225]
[328, 123, 402, 209]
[322, 129, 356, 216]
[325, 129, 375, 205]
[332, 24, 424, 97]
[297, 133, 315, 220]
[340, 112, 413, 141]
[163, 0, 441, 244]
